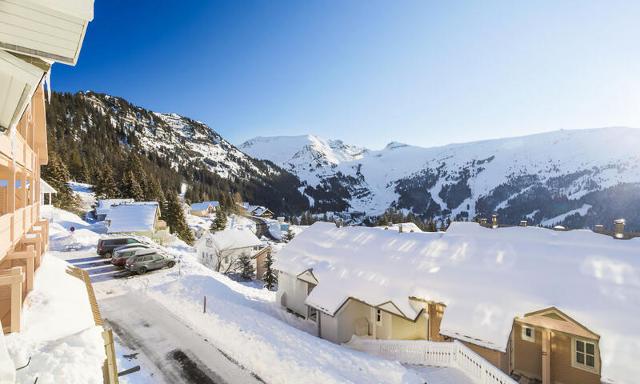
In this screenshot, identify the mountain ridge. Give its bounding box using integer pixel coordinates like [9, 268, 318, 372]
[241, 127, 640, 229]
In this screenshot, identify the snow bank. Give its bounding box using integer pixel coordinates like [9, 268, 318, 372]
[148, 274, 423, 384]
[275, 221, 640, 383]
[5, 256, 105, 384]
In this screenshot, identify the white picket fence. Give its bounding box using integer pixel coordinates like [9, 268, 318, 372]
[346, 338, 516, 384]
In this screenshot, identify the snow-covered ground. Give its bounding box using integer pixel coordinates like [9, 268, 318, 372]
[4, 256, 105, 384]
[41, 203, 435, 383]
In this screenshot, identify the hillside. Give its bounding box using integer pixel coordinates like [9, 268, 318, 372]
[241, 128, 640, 230]
[45, 91, 309, 215]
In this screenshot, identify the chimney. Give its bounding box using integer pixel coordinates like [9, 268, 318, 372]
[594, 224, 604, 233]
[520, 220, 528, 227]
[614, 219, 625, 239]
[491, 214, 498, 228]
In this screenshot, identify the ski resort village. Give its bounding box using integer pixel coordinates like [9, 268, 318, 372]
[0, 1, 639, 384]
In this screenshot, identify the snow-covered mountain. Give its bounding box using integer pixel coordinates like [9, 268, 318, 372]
[47, 91, 309, 214]
[241, 128, 640, 229]
[240, 135, 367, 184]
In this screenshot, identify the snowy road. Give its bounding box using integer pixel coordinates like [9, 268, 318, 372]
[100, 293, 264, 384]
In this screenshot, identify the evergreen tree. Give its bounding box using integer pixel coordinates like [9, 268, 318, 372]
[262, 251, 277, 290]
[94, 164, 119, 199]
[42, 152, 78, 211]
[282, 228, 295, 242]
[120, 170, 145, 200]
[164, 191, 194, 244]
[238, 254, 255, 280]
[211, 211, 227, 231]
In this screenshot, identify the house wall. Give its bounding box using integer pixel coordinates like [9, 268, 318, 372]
[0, 82, 49, 333]
[276, 271, 309, 317]
[461, 341, 509, 372]
[389, 311, 428, 340]
[511, 323, 600, 384]
[512, 322, 543, 379]
[320, 299, 371, 344]
[550, 332, 600, 384]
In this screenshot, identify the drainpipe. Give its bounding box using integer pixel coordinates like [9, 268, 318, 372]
[542, 329, 551, 384]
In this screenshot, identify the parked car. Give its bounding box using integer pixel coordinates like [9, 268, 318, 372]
[113, 242, 152, 253]
[125, 252, 176, 274]
[97, 237, 144, 258]
[111, 246, 155, 267]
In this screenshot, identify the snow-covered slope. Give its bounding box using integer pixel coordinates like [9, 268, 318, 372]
[240, 135, 367, 184]
[242, 127, 640, 229]
[84, 93, 270, 178]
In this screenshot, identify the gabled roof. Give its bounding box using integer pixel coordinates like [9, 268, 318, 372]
[196, 229, 262, 252]
[106, 202, 159, 233]
[95, 199, 134, 215]
[40, 178, 56, 194]
[274, 221, 640, 383]
[518, 307, 599, 340]
[190, 201, 219, 211]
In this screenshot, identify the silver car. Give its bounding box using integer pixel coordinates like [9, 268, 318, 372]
[125, 252, 176, 274]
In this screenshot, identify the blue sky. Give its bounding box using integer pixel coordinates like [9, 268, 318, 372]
[54, 0, 640, 149]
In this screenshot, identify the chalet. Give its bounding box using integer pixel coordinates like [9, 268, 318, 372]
[275, 221, 639, 384]
[250, 206, 273, 218]
[195, 229, 263, 274]
[105, 202, 169, 239]
[39, 178, 56, 206]
[189, 201, 219, 216]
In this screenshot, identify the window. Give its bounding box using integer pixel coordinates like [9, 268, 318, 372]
[573, 339, 597, 371]
[521, 326, 535, 342]
[376, 309, 382, 324]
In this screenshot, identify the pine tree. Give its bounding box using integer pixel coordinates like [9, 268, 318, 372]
[282, 228, 295, 242]
[211, 211, 227, 231]
[262, 251, 277, 290]
[165, 191, 194, 244]
[120, 170, 145, 200]
[238, 254, 255, 280]
[94, 164, 119, 199]
[42, 152, 78, 211]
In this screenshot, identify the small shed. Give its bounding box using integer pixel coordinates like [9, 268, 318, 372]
[39, 178, 56, 206]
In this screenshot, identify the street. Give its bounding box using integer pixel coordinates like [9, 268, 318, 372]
[100, 293, 264, 384]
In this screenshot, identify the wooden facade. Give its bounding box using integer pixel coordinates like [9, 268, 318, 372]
[0, 81, 50, 333]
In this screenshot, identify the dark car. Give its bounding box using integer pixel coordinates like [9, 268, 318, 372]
[97, 237, 143, 258]
[111, 246, 154, 267]
[125, 252, 176, 274]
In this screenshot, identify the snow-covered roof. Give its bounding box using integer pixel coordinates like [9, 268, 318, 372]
[378, 222, 423, 233]
[197, 229, 262, 252]
[40, 179, 57, 194]
[250, 205, 272, 216]
[106, 202, 159, 233]
[274, 221, 640, 383]
[95, 199, 134, 215]
[190, 201, 219, 211]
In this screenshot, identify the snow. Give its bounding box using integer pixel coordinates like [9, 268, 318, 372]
[541, 203, 592, 226]
[68, 182, 95, 211]
[197, 228, 262, 251]
[275, 221, 640, 383]
[4, 256, 105, 384]
[241, 127, 640, 216]
[106, 202, 159, 233]
[95, 198, 134, 216]
[44, 206, 429, 384]
[40, 178, 56, 194]
[378, 222, 423, 233]
[189, 201, 219, 211]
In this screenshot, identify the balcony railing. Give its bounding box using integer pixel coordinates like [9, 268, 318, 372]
[345, 337, 516, 384]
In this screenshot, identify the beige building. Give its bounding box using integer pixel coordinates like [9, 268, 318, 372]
[0, 0, 94, 334]
[275, 221, 637, 384]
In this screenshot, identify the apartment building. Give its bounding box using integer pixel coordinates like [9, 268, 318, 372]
[0, 0, 94, 333]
